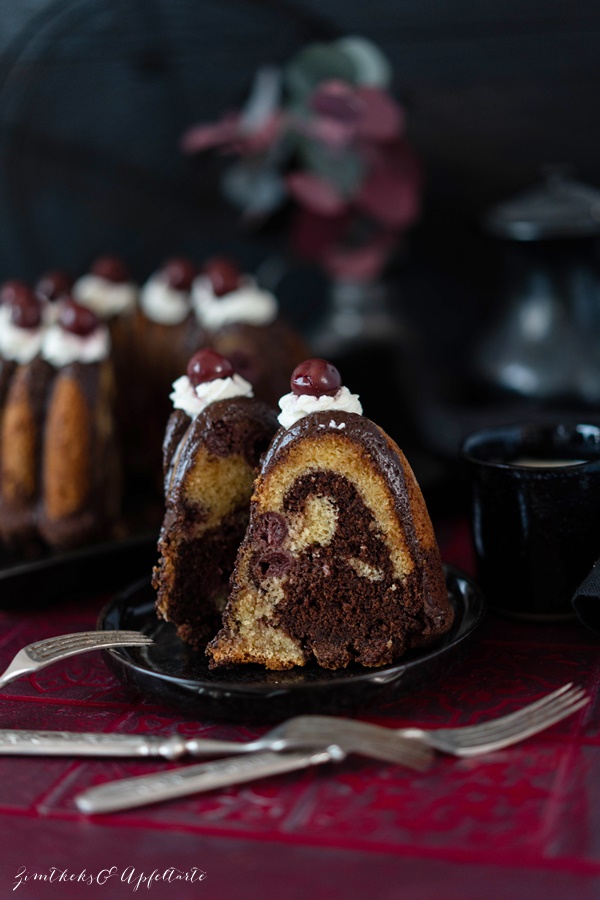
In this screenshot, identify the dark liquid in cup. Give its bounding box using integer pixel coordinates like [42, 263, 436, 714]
[507, 456, 587, 468]
[464, 424, 600, 619]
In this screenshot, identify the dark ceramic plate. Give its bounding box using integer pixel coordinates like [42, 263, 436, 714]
[0, 532, 158, 609]
[98, 566, 485, 722]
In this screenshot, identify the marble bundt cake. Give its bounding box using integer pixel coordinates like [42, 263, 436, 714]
[208, 359, 454, 670]
[152, 349, 278, 646]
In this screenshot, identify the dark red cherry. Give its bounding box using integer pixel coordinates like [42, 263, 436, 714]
[10, 295, 42, 330]
[291, 359, 342, 397]
[0, 279, 32, 306]
[91, 255, 130, 284]
[255, 512, 288, 548]
[163, 257, 197, 291]
[59, 298, 101, 337]
[35, 270, 72, 301]
[201, 257, 241, 297]
[252, 550, 294, 582]
[187, 348, 234, 386]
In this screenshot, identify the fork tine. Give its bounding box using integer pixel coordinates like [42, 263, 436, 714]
[435, 683, 579, 740]
[448, 686, 587, 745]
[0, 630, 155, 689]
[279, 687, 590, 760]
[30, 631, 152, 651]
[456, 696, 590, 756]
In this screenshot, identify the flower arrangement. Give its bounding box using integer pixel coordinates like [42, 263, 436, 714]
[181, 37, 422, 283]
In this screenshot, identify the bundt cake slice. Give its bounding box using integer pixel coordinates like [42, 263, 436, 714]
[152, 349, 278, 647]
[208, 359, 454, 670]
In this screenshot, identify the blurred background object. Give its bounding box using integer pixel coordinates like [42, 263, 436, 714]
[1, 0, 600, 502]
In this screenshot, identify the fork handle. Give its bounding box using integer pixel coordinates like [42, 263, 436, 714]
[75, 749, 342, 814]
[0, 730, 193, 759]
[0, 730, 259, 760]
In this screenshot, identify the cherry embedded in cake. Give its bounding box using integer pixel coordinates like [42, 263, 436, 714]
[207, 361, 454, 670]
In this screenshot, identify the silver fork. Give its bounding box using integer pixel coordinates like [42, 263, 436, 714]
[73, 683, 587, 815]
[278, 683, 589, 758]
[0, 631, 155, 689]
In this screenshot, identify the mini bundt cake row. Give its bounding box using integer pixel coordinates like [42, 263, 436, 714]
[0, 255, 306, 554]
[0, 285, 119, 552]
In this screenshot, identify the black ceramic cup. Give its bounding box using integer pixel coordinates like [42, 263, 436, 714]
[461, 422, 600, 620]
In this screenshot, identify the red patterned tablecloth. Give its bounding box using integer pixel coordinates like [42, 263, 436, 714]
[1, 519, 599, 900]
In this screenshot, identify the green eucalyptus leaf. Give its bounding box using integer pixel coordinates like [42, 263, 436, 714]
[335, 36, 392, 88]
[285, 43, 357, 101]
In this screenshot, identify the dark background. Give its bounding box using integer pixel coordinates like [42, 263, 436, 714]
[0, 0, 598, 479]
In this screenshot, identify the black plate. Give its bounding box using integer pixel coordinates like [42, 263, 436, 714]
[0, 532, 158, 609]
[98, 567, 486, 722]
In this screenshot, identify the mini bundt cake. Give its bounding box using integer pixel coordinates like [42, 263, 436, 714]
[0, 285, 52, 549]
[37, 298, 120, 550]
[0, 287, 120, 552]
[208, 359, 454, 670]
[152, 349, 278, 647]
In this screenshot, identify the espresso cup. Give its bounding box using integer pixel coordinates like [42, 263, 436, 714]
[461, 422, 600, 620]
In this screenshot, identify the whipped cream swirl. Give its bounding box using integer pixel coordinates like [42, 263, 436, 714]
[191, 276, 277, 330]
[0, 305, 44, 364]
[140, 274, 191, 325]
[73, 274, 137, 319]
[42, 323, 111, 366]
[277, 386, 363, 429]
[170, 373, 254, 419]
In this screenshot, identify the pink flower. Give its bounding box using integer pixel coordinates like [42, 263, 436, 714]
[285, 172, 346, 216]
[357, 140, 422, 228]
[306, 80, 404, 151]
[181, 112, 283, 157]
